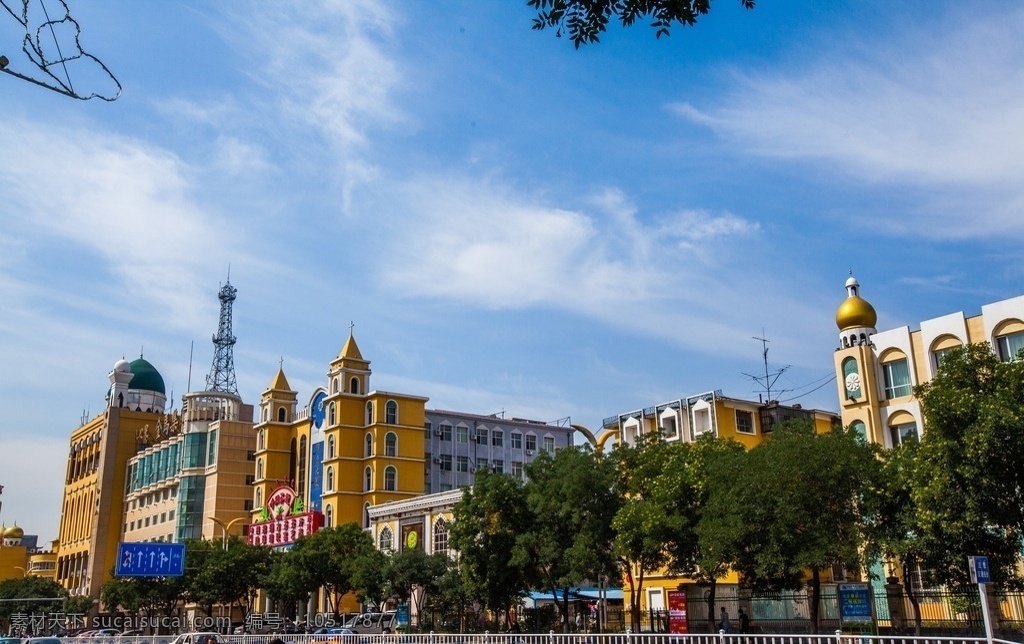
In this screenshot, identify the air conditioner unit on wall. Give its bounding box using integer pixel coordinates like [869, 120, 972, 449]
[525, 450, 534, 456]
[433, 457, 442, 464]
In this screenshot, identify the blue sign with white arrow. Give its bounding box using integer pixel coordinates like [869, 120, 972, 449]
[115, 542, 186, 577]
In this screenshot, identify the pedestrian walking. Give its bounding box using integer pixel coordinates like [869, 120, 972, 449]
[719, 607, 731, 633]
[738, 607, 750, 634]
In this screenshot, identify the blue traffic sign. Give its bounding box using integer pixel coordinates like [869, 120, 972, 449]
[971, 556, 991, 584]
[116, 542, 186, 577]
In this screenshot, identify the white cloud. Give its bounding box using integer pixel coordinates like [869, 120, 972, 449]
[0, 119, 244, 332]
[669, 6, 1024, 238]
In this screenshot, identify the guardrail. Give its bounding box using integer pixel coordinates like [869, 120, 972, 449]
[51, 633, 1020, 644]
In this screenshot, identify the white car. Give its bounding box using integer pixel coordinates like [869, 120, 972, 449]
[170, 634, 222, 644]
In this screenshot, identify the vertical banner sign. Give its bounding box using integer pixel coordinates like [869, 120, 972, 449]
[838, 583, 873, 624]
[668, 590, 688, 634]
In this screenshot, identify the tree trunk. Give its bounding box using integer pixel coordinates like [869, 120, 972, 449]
[902, 559, 923, 636]
[706, 579, 717, 633]
[809, 568, 821, 634]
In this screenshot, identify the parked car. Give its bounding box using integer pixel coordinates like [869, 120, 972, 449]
[0, 638, 23, 644]
[339, 612, 397, 635]
[25, 638, 62, 644]
[170, 633, 221, 644]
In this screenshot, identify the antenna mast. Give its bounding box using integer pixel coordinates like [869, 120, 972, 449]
[205, 278, 239, 394]
[742, 331, 790, 404]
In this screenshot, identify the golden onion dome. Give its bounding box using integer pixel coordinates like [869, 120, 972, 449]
[836, 275, 877, 330]
[4, 524, 24, 539]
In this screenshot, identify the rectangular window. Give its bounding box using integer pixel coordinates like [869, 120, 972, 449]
[543, 436, 555, 452]
[511, 432, 522, 449]
[160, 512, 167, 523]
[439, 423, 453, 441]
[457, 425, 469, 443]
[492, 460, 504, 474]
[661, 415, 678, 438]
[244, 499, 253, 512]
[245, 475, 255, 486]
[168, 510, 174, 520]
[424, 421, 432, 432]
[457, 456, 469, 472]
[525, 434, 537, 451]
[246, 450, 256, 461]
[890, 422, 919, 446]
[883, 359, 913, 398]
[492, 431, 504, 447]
[145, 517, 150, 527]
[477, 428, 488, 444]
[997, 332, 1024, 362]
[477, 458, 489, 471]
[511, 462, 523, 478]
[735, 410, 754, 434]
[439, 454, 452, 471]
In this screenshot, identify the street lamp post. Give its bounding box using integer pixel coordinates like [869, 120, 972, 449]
[210, 517, 246, 551]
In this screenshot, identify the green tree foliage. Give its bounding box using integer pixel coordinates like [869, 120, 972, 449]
[384, 547, 451, 627]
[528, 0, 755, 48]
[703, 421, 879, 633]
[187, 537, 272, 618]
[451, 470, 532, 628]
[684, 435, 748, 630]
[0, 576, 67, 633]
[286, 523, 379, 616]
[520, 446, 618, 631]
[611, 433, 686, 630]
[868, 440, 927, 634]
[912, 343, 1024, 587]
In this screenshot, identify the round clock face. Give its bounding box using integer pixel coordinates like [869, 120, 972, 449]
[845, 372, 861, 393]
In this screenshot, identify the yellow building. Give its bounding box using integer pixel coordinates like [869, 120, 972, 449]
[832, 274, 1024, 447]
[0, 525, 30, 581]
[56, 357, 168, 597]
[250, 331, 429, 614]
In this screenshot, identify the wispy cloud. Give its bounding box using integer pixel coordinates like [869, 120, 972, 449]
[670, 6, 1024, 238]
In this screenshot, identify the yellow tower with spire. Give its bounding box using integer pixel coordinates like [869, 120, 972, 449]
[833, 274, 885, 445]
[320, 331, 428, 532]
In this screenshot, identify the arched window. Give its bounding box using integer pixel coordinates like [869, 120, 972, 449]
[889, 411, 919, 447]
[329, 402, 337, 426]
[332, 377, 339, 394]
[385, 432, 397, 456]
[258, 429, 265, 451]
[433, 517, 450, 555]
[326, 466, 334, 491]
[255, 487, 262, 508]
[256, 458, 263, 480]
[849, 420, 867, 444]
[386, 400, 398, 424]
[994, 320, 1024, 362]
[325, 504, 333, 528]
[262, 408, 268, 422]
[364, 502, 371, 529]
[365, 401, 374, 425]
[364, 466, 373, 491]
[298, 435, 308, 498]
[327, 435, 336, 459]
[384, 466, 397, 491]
[379, 526, 393, 552]
[841, 357, 862, 400]
[365, 433, 373, 457]
[277, 406, 287, 422]
[350, 377, 360, 394]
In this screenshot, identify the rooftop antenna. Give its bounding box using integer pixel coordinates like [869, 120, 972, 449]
[742, 331, 790, 404]
[205, 275, 239, 395]
[186, 340, 194, 393]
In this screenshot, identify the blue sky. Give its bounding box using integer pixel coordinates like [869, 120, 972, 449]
[2, 1, 1024, 542]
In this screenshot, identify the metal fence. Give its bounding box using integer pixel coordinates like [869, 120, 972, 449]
[30, 633, 1024, 644]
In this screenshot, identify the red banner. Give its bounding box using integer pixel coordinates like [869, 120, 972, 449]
[668, 590, 688, 634]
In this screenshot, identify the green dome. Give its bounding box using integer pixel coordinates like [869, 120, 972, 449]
[129, 358, 166, 394]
